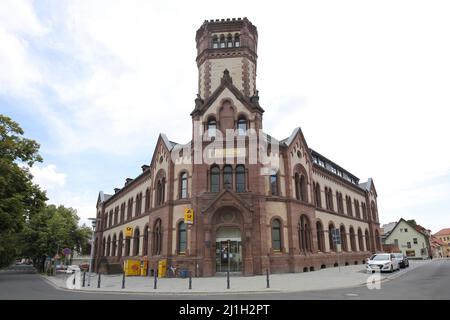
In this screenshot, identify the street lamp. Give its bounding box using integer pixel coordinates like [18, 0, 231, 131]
[87, 218, 97, 287]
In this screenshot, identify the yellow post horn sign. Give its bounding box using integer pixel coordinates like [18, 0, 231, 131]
[125, 226, 133, 238]
[184, 208, 194, 224]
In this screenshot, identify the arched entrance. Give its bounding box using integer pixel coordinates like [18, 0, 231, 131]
[215, 226, 242, 273]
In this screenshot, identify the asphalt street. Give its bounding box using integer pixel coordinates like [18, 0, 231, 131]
[0, 259, 449, 300]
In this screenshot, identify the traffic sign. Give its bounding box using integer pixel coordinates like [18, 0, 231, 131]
[63, 248, 71, 256]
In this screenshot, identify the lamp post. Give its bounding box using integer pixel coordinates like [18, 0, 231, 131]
[87, 218, 97, 287]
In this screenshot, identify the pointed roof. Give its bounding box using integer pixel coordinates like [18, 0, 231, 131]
[386, 218, 430, 240]
[191, 69, 264, 116]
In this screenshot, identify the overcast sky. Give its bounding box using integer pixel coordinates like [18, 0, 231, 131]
[1, 0, 449, 233]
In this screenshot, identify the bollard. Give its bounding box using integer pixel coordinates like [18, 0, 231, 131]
[266, 269, 270, 288]
[97, 272, 101, 288]
[82, 271, 86, 287]
[122, 272, 126, 289]
[189, 274, 192, 290]
[153, 272, 157, 289]
[227, 270, 230, 289]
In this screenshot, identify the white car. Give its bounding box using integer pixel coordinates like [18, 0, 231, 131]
[366, 253, 400, 273]
[66, 265, 81, 274]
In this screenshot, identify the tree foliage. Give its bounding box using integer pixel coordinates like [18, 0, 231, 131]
[0, 115, 47, 268]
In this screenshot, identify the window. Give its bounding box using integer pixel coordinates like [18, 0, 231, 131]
[346, 196, 353, 216]
[212, 35, 218, 48]
[405, 228, 408, 232]
[237, 116, 247, 135]
[153, 219, 162, 255]
[133, 228, 140, 256]
[223, 165, 233, 190]
[407, 242, 411, 249]
[220, 35, 225, 48]
[340, 225, 348, 251]
[358, 229, 364, 251]
[118, 233, 123, 258]
[143, 227, 149, 256]
[127, 199, 133, 220]
[316, 221, 325, 252]
[114, 207, 118, 225]
[365, 230, 370, 252]
[271, 219, 282, 251]
[180, 172, 188, 199]
[178, 222, 187, 254]
[156, 178, 165, 206]
[227, 34, 233, 47]
[349, 227, 356, 251]
[314, 183, 321, 208]
[207, 118, 217, 138]
[125, 236, 130, 256]
[112, 234, 117, 256]
[354, 200, 360, 219]
[295, 173, 307, 202]
[413, 238, 418, 244]
[135, 193, 142, 216]
[120, 203, 125, 223]
[299, 215, 312, 253]
[145, 188, 151, 211]
[236, 165, 245, 192]
[270, 171, 279, 196]
[234, 33, 240, 47]
[210, 166, 220, 192]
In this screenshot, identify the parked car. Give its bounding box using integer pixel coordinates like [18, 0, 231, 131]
[66, 265, 81, 274]
[393, 253, 409, 268]
[55, 264, 67, 273]
[366, 253, 400, 273]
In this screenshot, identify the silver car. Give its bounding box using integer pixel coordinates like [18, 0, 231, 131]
[366, 253, 400, 273]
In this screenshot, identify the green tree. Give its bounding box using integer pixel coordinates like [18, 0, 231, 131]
[0, 115, 47, 268]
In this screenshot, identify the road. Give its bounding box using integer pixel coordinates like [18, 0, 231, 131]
[0, 259, 449, 300]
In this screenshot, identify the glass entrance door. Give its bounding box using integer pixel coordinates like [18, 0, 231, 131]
[215, 240, 242, 272]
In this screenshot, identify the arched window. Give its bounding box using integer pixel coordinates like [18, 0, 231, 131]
[227, 33, 233, 47]
[336, 192, 344, 213]
[102, 237, 106, 256]
[153, 219, 162, 255]
[210, 165, 220, 192]
[371, 201, 377, 222]
[300, 175, 307, 201]
[135, 193, 142, 216]
[212, 35, 219, 48]
[180, 172, 188, 199]
[314, 183, 321, 207]
[109, 210, 113, 227]
[299, 215, 312, 253]
[365, 229, 371, 252]
[133, 228, 140, 256]
[237, 116, 247, 135]
[112, 234, 117, 256]
[316, 221, 325, 252]
[328, 224, 336, 252]
[125, 235, 131, 256]
[145, 188, 151, 211]
[143, 226, 149, 256]
[118, 233, 123, 258]
[346, 196, 353, 216]
[178, 221, 187, 254]
[295, 173, 300, 200]
[114, 207, 118, 225]
[157, 178, 165, 206]
[219, 34, 225, 48]
[358, 228, 364, 251]
[375, 229, 381, 251]
[234, 33, 240, 47]
[349, 227, 356, 251]
[120, 203, 125, 223]
[271, 219, 282, 251]
[340, 225, 348, 252]
[127, 199, 133, 220]
[106, 236, 111, 256]
[223, 165, 233, 190]
[354, 200, 360, 219]
[207, 118, 217, 138]
[161, 178, 166, 203]
[270, 170, 279, 196]
[236, 165, 245, 192]
[362, 202, 367, 220]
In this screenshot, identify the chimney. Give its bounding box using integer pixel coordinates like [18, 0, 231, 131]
[114, 188, 121, 194]
[141, 165, 150, 172]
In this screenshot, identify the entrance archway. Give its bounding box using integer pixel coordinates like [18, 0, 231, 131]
[215, 227, 242, 273]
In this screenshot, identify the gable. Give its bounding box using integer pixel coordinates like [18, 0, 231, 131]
[387, 220, 426, 241]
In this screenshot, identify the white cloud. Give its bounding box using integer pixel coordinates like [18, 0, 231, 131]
[29, 164, 67, 190]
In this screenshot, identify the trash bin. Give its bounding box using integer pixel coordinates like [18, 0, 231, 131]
[180, 269, 189, 278]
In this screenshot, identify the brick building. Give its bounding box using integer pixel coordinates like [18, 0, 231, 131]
[94, 18, 382, 276]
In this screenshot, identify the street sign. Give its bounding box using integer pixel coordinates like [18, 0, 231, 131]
[331, 229, 341, 244]
[184, 208, 194, 224]
[63, 248, 71, 256]
[125, 226, 133, 237]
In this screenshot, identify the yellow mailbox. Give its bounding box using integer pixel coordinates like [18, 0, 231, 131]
[158, 259, 167, 278]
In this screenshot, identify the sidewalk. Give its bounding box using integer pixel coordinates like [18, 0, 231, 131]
[42, 259, 439, 295]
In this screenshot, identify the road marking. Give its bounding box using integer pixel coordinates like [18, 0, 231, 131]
[345, 293, 359, 297]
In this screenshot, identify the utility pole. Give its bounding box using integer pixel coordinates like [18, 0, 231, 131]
[87, 218, 97, 287]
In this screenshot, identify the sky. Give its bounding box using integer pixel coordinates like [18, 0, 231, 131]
[1, 0, 449, 233]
